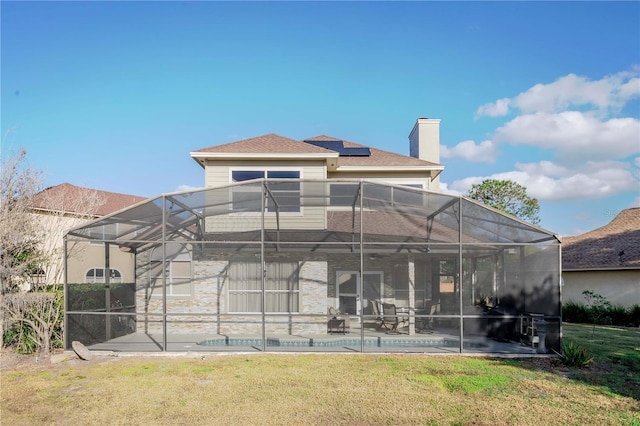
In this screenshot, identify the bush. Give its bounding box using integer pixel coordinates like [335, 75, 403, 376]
[628, 304, 640, 327]
[1, 286, 63, 355]
[557, 341, 593, 368]
[562, 301, 590, 323]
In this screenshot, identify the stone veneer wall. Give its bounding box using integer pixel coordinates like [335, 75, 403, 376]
[135, 259, 328, 336]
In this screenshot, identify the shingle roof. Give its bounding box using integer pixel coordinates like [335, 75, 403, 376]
[191, 133, 442, 168]
[192, 134, 332, 155]
[562, 208, 640, 270]
[31, 183, 147, 217]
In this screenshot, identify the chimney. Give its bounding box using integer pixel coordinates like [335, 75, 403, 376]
[409, 117, 442, 189]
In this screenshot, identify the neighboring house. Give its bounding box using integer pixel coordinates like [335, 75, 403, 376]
[562, 208, 640, 307]
[30, 183, 146, 287]
[64, 118, 562, 354]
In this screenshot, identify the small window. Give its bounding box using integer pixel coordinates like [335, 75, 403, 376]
[86, 268, 122, 283]
[88, 223, 118, 245]
[330, 183, 360, 206]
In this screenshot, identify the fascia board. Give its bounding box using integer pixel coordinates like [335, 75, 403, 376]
[335, 165, 445, 172]
[190, 152, 339, 160]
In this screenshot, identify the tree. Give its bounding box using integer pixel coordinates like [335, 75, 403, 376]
[0, 147, 43, 293]
[466, 179, 541, 225]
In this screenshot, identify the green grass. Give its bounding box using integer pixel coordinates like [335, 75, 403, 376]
[1, 324, 639, 425]
[561, 322, 640, 399]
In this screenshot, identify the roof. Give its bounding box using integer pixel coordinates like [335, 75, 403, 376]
[190, 133, 442, 169]
[563, 208, 640, 270]
[31, 183, 147, 217]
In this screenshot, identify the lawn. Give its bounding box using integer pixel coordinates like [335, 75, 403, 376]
[1, 324, 638, 426]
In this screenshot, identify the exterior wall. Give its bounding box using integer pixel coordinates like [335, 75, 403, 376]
[66, 241, 136, 284]
[203, 159, 327, 186]
[327, 171, 432, 190]
[31, 213, 136, 286]
[204, 160, 328, 232]
[32, 213, 86, 285]
[563, 270, 640, 307]
[136, 258, 329, 335]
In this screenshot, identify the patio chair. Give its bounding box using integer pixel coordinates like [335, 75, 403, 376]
[370, 300, 384, 329]
[327, 306, 350, 334]
[417, 302, 439, 334]
[381, 303, 406, 334]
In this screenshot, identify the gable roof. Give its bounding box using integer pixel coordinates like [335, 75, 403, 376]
[190, 133, 442, 170]
[31, 183, 147, 217]
[562, 208, 640, 271]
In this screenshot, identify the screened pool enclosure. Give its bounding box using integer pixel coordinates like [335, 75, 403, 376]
[64, 180, 561, 354]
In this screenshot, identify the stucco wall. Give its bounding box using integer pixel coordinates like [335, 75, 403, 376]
[563, 270, 640, 307]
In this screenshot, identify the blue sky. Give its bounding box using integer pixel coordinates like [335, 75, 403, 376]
[2, 1, 638, 237]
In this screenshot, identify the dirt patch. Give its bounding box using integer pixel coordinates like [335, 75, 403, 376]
[0, 348, 120, 373]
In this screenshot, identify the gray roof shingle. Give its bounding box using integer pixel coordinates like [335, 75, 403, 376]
[562, 208, 640, 270]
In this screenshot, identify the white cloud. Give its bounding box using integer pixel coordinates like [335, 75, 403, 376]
[494, 111, 640, 161]
[440, 140, 497, 163]
[475, 69, 640, 118]
[175, 184, 200, 192]
[475, 98, 510, 118]
[448, 160, 638, 201]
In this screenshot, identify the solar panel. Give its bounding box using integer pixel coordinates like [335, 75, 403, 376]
[303, 140, 371, 157]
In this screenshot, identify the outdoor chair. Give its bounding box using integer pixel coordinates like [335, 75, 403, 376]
[381, 303, 407, 334]
[370, 300, 384, 329]
[417, 302, 439, 333]
[327, 306, 350, 334]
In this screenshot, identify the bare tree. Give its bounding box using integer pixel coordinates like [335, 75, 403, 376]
[0, 147, 43, 293]
[0, 291, 62, 357]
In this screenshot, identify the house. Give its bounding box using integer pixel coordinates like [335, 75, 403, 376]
[562, 208, 640, 307]
[64, 118, 562, 354]
[29, 183, 146, 286]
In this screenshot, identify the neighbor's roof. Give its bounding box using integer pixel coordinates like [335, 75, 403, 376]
[190, 133, 442, 169]
[562, 208, 640, 270]
[31, 183, 147, 217]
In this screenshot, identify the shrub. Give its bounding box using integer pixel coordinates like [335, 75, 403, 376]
[562, 301, 590, 323]
[1, 286, 63, 356]
[557, 341, 593, 369]
[628, 304, 640, 327]
[607, 304, 628, 326]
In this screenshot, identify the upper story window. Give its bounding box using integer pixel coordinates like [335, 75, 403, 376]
[231, 169, 301, 213]
[88, 223, 118, 245]
[330, 183, 425, 208]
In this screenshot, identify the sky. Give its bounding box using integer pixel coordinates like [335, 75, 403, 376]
[1, 1, 639, 237]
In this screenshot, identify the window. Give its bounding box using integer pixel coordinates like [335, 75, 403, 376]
[330, 183, 424, 208]
[329, 183, 360, 206]
[149, 243, 193, 297]
[86, 268, 122, 283]
[231, 169, 301, 213]
[88, 223, 118, 245]
[228, 262, 299, 313]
